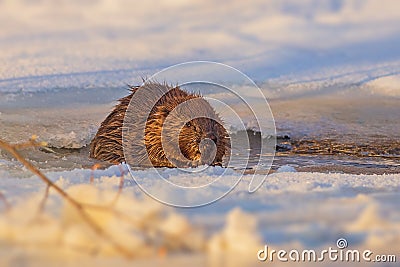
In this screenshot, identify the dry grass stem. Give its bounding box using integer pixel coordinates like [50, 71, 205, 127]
[0, 137, 135, 258]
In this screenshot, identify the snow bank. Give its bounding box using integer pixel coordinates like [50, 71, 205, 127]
[0, 167, 399, 266]
[364, 74, 400, 97]
[0, 175, 206, 260]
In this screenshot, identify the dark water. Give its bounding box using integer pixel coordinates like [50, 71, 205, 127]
[226, 130, 400, 174]
[227, 95, 400, 174]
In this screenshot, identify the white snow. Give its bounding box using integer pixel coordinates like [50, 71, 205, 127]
[0, 0, 399, 266]
[0, 0, 399, 97]
[0, 168, 399, 266]
[365, 74, 400, 97]
[276, 165, 297, 173]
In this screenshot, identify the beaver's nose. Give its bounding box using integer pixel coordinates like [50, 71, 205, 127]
[206, 132, 218, 144]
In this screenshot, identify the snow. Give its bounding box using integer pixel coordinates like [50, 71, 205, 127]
[0, 168, 399, 266]
[1, 0, 399, 266]
[0, 0, 400, 96]
[365, 74, 400, 97]
[276, 165, 297, 173]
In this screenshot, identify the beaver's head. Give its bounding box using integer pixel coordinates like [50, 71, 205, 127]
[144, 89, 229, 168]
[178, 117, 228, 166]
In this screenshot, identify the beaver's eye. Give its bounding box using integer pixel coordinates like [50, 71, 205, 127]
[185, 122, 192, 127]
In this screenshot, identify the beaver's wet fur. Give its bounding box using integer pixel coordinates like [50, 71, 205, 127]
[90, 82, 229, 167]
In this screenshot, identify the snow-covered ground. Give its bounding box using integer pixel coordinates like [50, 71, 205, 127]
[1, 0, 400, 97]
[1, 167, 399, 266]
[0, 0, 399, 266]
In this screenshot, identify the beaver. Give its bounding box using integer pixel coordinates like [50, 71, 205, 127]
[89, 82, 229, 167]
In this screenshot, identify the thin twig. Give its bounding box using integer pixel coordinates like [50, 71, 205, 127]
[37, 184, 50, 213]
[0, 138, 135, 258]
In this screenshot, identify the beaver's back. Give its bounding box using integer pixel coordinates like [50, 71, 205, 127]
[89, 84, 196, 164]
[89, 87, 138, 163]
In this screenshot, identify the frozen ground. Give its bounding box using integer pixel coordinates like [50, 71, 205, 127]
[0, 0, 400, 266]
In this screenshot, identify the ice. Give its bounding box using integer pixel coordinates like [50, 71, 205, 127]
[0, 0, 400, 97]
[1, 0, 400, 150]
[276, 165, 297, 173]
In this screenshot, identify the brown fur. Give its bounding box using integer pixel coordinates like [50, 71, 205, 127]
[90, 83, 229, 167]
